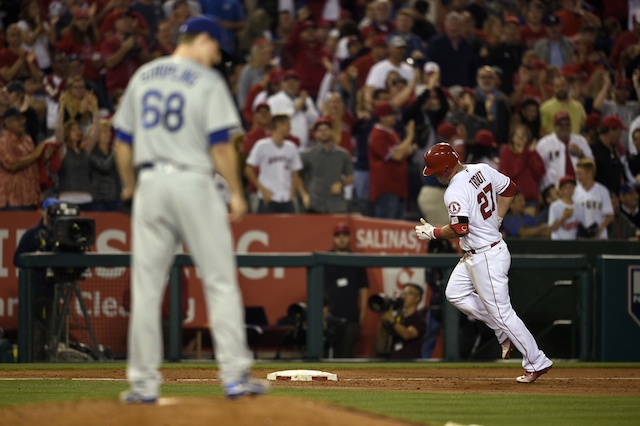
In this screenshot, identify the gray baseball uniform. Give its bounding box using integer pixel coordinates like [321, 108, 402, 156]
[114, 55, 253, 398]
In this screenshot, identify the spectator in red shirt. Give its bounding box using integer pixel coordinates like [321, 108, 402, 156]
[555, 0, 600, 38]
[55, 9, 102, 83]
[500, 124, 546, 206]
[241, 67, 282, 128]
[101, 10, 149, 98]
[0, 108, 45, 210]
[340, 35, 387, 92]
[610, 13, 640, 70]
[368, 101, 416, 219]
[100, 5, 150, 40]
[242, 102, 271, 157]
[0, 24, 41, 84]
[285, 16, 329, 99]
[511, 59, 551, 107]
[520, 1, 547, 49]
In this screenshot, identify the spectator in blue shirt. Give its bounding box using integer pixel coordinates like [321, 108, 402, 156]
[199, 0, 245, 55]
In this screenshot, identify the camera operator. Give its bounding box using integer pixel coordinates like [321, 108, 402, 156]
[13, 197, 61, 360]
[381, 283, 427, 359]
[14, 197, 96, 360]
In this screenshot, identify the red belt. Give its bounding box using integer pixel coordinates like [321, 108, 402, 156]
[466, 241, 500, 255]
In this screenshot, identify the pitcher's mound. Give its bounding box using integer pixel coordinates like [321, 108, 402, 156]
[0, 396, 422, 426]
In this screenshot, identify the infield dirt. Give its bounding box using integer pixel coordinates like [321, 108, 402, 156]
[1, 366, 638, 425]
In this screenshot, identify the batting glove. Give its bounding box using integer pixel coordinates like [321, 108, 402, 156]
[415, 218, 435, 240]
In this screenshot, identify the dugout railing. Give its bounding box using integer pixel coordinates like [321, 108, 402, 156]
[16, 253, 591, 362]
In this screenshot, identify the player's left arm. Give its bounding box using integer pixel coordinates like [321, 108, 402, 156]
[114, 141, 136, 201]
[112, 74, 137, 201]
[423, 221, 464, 240]
[211, 138, 247, 224]
[494, 169, 518, 220]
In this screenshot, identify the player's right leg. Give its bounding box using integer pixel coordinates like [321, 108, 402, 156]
[468, 244, 552, 374]
[123, 171, 180, 403]
[174, 172, 267, 398]
[445, 257, 508, 345]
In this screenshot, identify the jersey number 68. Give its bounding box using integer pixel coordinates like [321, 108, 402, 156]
[142, 90, 185, 132]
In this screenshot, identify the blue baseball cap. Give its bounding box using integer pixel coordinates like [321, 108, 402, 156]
[179, 16, 222, 42]
[41, 197, 60, 210]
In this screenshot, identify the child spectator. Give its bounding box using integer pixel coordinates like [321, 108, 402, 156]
[548, 175, 583, 240]
[502, 191, 549, 238]
[574, 158, 614, 240]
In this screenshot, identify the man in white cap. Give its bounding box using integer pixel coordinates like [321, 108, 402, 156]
[365, 34, 415, 106]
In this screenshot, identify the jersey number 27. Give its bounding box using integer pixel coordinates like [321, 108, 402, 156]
[477, 183, 495, 220]
[142, 91, 185, 132]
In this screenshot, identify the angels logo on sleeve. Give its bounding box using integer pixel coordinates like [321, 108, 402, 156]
[448, 201, 461, 215]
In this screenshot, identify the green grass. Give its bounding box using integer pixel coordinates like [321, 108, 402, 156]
[1, 362, 639, 425]
[0, 379, 638, 426]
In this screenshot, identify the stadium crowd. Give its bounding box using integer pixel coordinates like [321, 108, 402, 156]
[1, 0, 640, 240]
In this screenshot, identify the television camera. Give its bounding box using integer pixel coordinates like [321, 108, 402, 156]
[43, 202, 95, 252]
[368, 293, 404, 313]
[37, 203, 106, 361]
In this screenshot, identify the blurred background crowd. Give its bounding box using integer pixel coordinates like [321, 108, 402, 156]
[1, 0, 640, 240]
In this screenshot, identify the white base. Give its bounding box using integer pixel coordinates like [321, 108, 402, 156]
[266, 369, 338, 381]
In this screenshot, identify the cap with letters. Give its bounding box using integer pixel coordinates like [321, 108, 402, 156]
[179, 16, 223, 42]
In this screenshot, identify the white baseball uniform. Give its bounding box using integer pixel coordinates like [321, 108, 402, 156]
[443, 163, 553, 372]
[573, 182, 614, 240]
[245, 137, 303, 202]
[536, 133, 593, 190]
[548, 199, 583, 240]
[113, 56, 253, 398]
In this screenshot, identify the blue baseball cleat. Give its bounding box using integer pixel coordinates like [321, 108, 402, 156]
[224, 373, 270, 399]
[120, 390, 158, 404]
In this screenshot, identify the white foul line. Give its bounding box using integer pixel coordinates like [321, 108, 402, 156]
[0, 377, 639, 382]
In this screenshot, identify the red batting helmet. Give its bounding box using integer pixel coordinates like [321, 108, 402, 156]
[422, 143, 460, 177]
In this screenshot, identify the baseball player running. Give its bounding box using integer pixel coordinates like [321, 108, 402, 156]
[113, 16, 268, 402]
[415, 143, 553, 383]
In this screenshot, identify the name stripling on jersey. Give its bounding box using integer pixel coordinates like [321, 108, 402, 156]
[113, 56, 241, 173]
[444, 163, 511, 251]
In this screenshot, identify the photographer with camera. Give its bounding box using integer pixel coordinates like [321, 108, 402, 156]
[377, 283, 427, 359]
